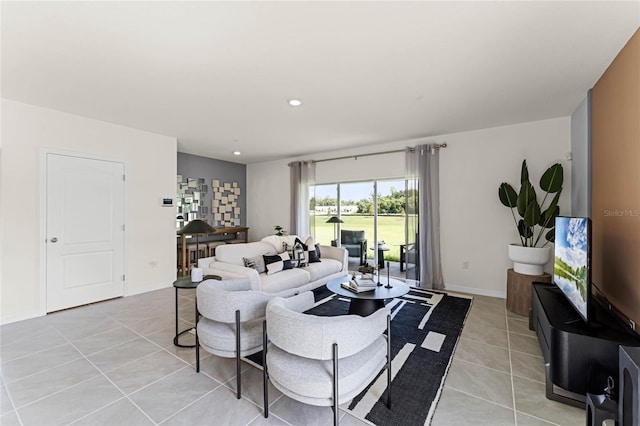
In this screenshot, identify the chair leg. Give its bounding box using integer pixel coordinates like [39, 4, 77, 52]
[386, 314, 391, 409]
[262, 320, 269, 418]
[195, 300, 201, 373]
[333, 343, 339, 426]
[195, 329, 200, 373]
[236, 309, 241, 399]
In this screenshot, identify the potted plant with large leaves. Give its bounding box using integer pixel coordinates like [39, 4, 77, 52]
[498, 160, 563, 275]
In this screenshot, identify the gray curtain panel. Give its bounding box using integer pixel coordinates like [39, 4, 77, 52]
[289, 161, 315, 237]
[406, 145, 444, 290]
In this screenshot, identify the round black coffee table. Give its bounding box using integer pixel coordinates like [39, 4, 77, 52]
[326, 275, 409, 316]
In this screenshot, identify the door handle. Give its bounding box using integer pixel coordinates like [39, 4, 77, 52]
[50, 237, 58, 243]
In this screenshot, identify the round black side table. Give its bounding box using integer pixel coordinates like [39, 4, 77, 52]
[172, 275, 220, 348]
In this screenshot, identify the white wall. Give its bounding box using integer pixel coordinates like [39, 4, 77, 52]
[0, 100, 177, 324]
[248, 117, 572, 297]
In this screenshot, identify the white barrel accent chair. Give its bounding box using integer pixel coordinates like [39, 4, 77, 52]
[262, 292, 391, 425]
[195, 278, 309, 399]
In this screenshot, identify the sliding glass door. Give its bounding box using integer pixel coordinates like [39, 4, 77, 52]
[312, 178, 408, 276]
[312, 184, 338, 246]
[375, 179, 406, 267]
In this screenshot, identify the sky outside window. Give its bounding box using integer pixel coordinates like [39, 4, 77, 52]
[315, 181, 402, 202]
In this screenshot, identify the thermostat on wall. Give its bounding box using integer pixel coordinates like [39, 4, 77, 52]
[161, 197, 174, 207]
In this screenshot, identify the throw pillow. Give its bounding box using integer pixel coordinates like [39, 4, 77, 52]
[290, 238, 307, 268]
[243, 255, 266, 274]
[305, 236, 321, 263]
[263, 252, 293, 275]
[282, 242, 293, 260]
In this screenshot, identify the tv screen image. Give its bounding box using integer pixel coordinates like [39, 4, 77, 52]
[553, 216, 591, 321]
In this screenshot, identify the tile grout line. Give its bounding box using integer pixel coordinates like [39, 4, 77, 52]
[2, 352, 88, 387]
[100, 288, 268, 424]
[65, 396, 131, 426]
[449, 357, 512, 376]
[7, 351, 128, 419]
[1, 340, 71, 365]
[8, 367, 102, 411]
[6, 287, 554, 425]
[514, 410, 563, 426]
[243, 412, 284, 426]
[235, 388, 287, 425]
[442, 385, 516, 413]
[2, 291, 191, 425]
[505, 305, 518, 426]
[52, 333, 160, 426]
[156, 386, 220, 424]
[99, 302, 202, 369]
[1, 379, 25, 426]
[509, 347, 543, 359]
[458, 333, 544, 360]
[458, 335, 511, 352]
[6, 306, 170, 423]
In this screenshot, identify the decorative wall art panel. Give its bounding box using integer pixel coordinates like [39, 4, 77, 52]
[176, 176, 242, 228]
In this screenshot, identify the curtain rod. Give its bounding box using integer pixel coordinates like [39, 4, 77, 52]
[295, 142, 447, 165]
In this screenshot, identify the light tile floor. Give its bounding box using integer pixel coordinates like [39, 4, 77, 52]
[1, 287, 586, 426]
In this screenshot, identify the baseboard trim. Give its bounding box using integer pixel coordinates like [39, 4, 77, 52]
[125, 281, 172, 297]
[1, 283, 173, 325]
[444, 284, 506, 299]
[1, 311, 44, 325]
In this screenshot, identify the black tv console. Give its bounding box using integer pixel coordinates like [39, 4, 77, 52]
[531, 283, 640, 407]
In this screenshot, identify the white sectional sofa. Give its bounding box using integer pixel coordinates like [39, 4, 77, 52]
[197, 235, 348, 294]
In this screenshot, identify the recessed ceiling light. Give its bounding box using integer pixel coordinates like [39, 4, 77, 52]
[233, 151, 241, 156]
[288, 99, 302, 107]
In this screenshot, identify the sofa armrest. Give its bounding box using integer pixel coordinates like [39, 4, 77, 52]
[318, 245, 348, 273]
[204, 261, 262, 291]
[197, 256, 216, 270]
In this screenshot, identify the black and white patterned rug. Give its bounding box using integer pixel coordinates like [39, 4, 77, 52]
[247, 286, 472, 425]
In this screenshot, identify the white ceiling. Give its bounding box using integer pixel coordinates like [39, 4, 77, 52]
[2, 1, 639, 164]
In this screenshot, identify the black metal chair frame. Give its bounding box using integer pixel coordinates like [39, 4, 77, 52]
[196, 309, 244, 399]
[262, 315, 392, 425]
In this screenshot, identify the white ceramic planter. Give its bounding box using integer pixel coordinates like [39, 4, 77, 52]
[508, 244, 551, 276]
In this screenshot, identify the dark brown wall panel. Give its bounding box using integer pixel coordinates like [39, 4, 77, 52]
[592, 28, 640, 331]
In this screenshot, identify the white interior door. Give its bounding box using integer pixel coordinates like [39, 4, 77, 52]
[46, 153, 125, 312]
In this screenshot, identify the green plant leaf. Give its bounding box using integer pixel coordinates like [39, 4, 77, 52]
[538, 192, 561, 226]
[498, 183, 518, 208]
[540, 163, 563, 193]
[518, 219, 533, 239]
[517, 181, 537, 218]
[500, 159, 563, 248]
[523, 201, 541, 227]
[538, 205, 557, 227]
[545, 228, 555, 243]
[520, 160, 529, 184]
[546, 192, 561, 218]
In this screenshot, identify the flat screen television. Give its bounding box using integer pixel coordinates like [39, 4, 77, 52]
[553, 216, 592, 322]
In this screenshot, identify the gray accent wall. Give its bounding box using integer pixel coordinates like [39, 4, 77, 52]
[177, 152, 247, 226]
[571, 91, 591, 217]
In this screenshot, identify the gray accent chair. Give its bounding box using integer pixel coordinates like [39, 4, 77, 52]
[332, 229, 367, 265]
[195, 278, 309, 399]
[262, 292, 391, 425]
